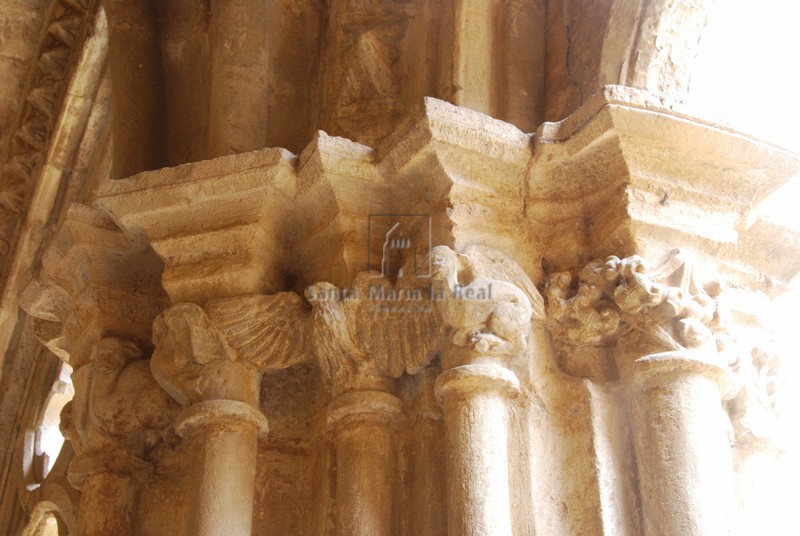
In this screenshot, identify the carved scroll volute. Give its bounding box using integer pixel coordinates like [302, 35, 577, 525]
[544, 250, 729, 381]
[60, 337, 178, 489]
[305, 272, 443, 396]
[428, 245, 545, 369]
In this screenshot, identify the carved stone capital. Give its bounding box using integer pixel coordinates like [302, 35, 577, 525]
[429, 245, 544, 368]
[60, 337, 178, 487]
[151, 303, 258, 406]
[306, 272, 441, 396]
[545, 250, 728, 380]
[718, 289, 790, 451]
[20, 205, 168, 368]
[152, 293, 311, 406]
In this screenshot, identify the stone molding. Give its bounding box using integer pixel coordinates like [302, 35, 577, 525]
[326, 390, 404, 430]
[434, 363, 521, 402]
[631, 349, 734, 395]
[175, 399, 269, 440]
[0, 0, 101, 281]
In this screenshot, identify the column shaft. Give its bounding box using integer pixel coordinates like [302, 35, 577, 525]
[178, 400, 268, 536]
[409, 368, 448, 536]
[436, 364, 518, 536]
[631, 352, 736, 536]
[450, 0, 494, 114]
[208, 0, 269, 156]
[77, 472, 134, 536]
[102, 0, 164, 178]
[329, 390, 401, 536]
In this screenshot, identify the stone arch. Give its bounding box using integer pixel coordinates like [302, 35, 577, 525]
[20, 362, 73, 489]
[21, 502, 70, 536]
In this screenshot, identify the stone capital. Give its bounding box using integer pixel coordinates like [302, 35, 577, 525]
[151, 293, 311, 407]
[306, 272, 442, 396]
[545, 250, 728, 381]
[429, 245, 544, 369]
[151, 303, 255, 406]
[60, 337, 178, 488]
[20, 205, 168, 369]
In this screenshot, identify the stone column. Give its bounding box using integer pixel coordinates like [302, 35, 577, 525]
[19, 207, 176, 535]
[178, 400, 268, 536]
[434, 360, 519, 536]
[152, 294, 309, 536]
[57, 338, 177, 536]
[152, 303, 265, 536]
[101, 0, 165, 177]
[68, 452, 147, 536]
[630, 351, 736, 536]
[546, 252, 739, 536]
[327, 390, 402, 536]
[408, 367, 448, 536]
[448, 0, 494, 114]
[429, 245, 542, 536]
[306, 275, 444, 536]
[208, 0, 269, 156]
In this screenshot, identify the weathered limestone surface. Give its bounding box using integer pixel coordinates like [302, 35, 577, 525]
[1, 2, 799, 536]
[92, 88, 800, 536]
[16, 206, 178, 536]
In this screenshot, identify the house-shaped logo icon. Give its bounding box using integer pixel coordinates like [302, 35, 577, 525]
[368, 214, 432, 279]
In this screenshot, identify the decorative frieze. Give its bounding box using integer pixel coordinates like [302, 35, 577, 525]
[0, 0, 100, 282]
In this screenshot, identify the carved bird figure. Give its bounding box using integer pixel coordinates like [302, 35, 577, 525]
[204, 292, 311, 372]
[429, 245, 544, 355]
[305, 273, 443, 393]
